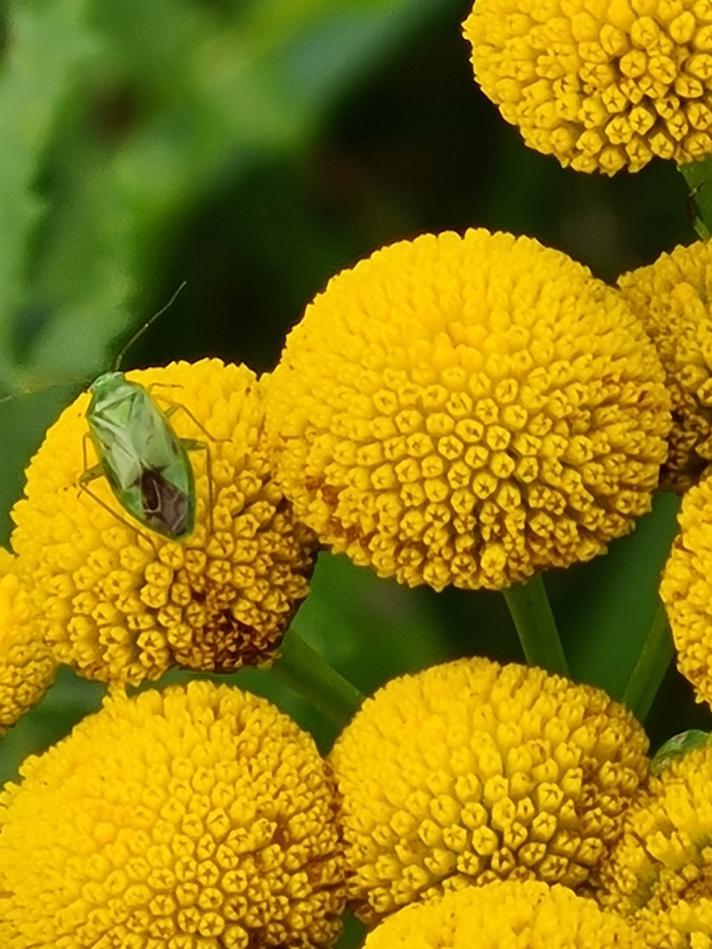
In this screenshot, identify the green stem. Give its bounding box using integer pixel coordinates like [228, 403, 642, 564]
[273, 628, 363, 728]
[621, 601, 673, 722]
[502, 574, 568, 675]
[680, 158, 712, 239]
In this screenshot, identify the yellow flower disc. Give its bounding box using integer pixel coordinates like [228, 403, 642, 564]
[329, 656, 649, 923]
[265, 229, 669, 591]
[463, 0, 712, 175]
[660, 474, 712, 707]
[364, 881, 647, 948]
[0, 549, 55, 732]
[11, 359, 316, 686]
[596, 739, 712, 948]
[0, 681, 346, 949]
[619, 240, 712, 492]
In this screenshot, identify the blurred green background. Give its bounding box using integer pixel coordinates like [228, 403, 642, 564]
[0, 0, 708, 789]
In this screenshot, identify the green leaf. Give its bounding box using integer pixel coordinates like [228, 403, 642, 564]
[680, 158, 712, 240]
[555, 492, 680, 700]
[0, 0, 97, 384]
[294, 552, 448, 693]
[0, 667, 104, 784]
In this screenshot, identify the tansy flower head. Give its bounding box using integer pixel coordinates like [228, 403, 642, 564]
[596, 738, 712, 947]
[463, 0, 712, 176]
[0, 680, 346, 949]
[329, 656, 649, 923]
[619, 240, 712, 491]
[265, 229, 669, 591]
[660, 473, 712, 707]
[11, 359, 316, 686]
[0, 548, 55, 731]
[363, 880, 647, 948]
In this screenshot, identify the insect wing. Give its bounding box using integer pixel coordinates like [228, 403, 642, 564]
[87, 384, 145, 498]
[139, 468, 193, 537]
[127, 391, 196, 536]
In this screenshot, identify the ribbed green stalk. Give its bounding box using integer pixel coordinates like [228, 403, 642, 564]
[273, 629, 363, 728]
[502, 574, 568, 675]
[621, 601, 673, 722]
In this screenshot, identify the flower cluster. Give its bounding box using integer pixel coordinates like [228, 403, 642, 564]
[0, 681, 346, 949]
[265, 229, 670, 592]
[364, 880, 647, 948]
[11, 359, 316, 686]
[596, 737, 712, 947]
[4, 1, 711, 946]
[329, 656, 649, 923]
[661, 473, 712, 707]
[0, 548, 55, 731]
[463, 0, 712, 174]
[619, 239, 712, 492]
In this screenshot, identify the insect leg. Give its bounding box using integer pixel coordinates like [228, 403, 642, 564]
[155, 398, 227, 444]
[77, 481, 158, 553]
[145, 381, 183, 393]
[77, 434, 157, 551]
[179, 437, 214, 535]
[148, 398, 225, 537]
[79, 432, 104, 484]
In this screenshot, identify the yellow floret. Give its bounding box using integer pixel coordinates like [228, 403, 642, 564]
[364, 880, 647, 948]
[11, 358, 316, 686]
[463, 0, 712, 174]
[0, 680, 346, 949]
[619, 240, 712, 491]
[597, 738, 712, 948]
[329, 656, 649, 923]
[660, 473, 712, 707]
[265, 229, 670, 591]
[0, 548, 55, 731]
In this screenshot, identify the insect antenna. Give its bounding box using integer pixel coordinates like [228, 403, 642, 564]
[1, 282, 187, 403]
[113, 280, 188, 371]
[0, 376, 87, 405]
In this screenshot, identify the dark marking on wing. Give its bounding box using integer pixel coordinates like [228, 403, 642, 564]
[140, 468, 192, 537]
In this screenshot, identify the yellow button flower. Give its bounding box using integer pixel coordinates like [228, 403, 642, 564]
[0, 548, 55, 732]
[11, 359, 316, 686]
[660, 473, 712, 707]
[329, 656, 649, 923]
[596, 737, 712, 947]
[265, 229, 670, 591]
[364, 881, 647, 948]
[463, 0, 712, 175]
[0, 681, 346, 949]
[619, 240, 712, 492]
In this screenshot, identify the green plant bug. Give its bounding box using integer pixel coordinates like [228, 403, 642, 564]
[78, 283, 214, 541]
[81, 372, 202, 539]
